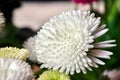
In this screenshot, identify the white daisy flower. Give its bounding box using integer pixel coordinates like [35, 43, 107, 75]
[34, 10, 116, 75]
[0, 12, 5, 32]
[23, 36, 37, 62]
[0, 58, 34, 80]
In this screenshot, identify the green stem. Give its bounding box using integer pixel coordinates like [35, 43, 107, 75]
[107, 0, 119, 24]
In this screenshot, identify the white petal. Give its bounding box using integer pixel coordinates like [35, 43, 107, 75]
[89, 56, 105, 65]
[93, 24, 106, 34]
[65, 67, 70, 74]
[70, 66, 75, 75]
[91, 62, 98, 68]
[96, 40, 116, 44]
[94, 43, 116, 48]
[90, 20, 100, 32]
[80, 66, 87, 74]
[91, 49, 113, 55]
[60, 66, 66, 73]
[89, 49, 112, 59]
[94, 29, 109, 38]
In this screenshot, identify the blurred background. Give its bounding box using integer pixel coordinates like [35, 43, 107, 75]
[0, 0, 105, 47]
[0, 0, 120, 80]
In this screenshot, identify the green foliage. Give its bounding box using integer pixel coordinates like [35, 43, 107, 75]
[0, 23, 23, 48]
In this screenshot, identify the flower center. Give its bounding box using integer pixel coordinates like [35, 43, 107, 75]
[62, 27, 94, 55]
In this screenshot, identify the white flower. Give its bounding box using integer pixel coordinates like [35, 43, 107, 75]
[34, 10, 116, 75]
[0, 58, 34, 80]
[23, 36, 37, 62]
[0, 12, 5, 32]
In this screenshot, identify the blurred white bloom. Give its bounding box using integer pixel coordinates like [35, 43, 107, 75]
[0, 12, 5, 32]
[0, 58, 34, 80]
[23, 36, 37, 62]
[103, 69, 120, 80]
[35, 10, 116, 75]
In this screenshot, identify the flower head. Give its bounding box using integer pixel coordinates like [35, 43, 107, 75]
[0, 12, 5, 32]
[0, 47, 29, 60]
[0, 58, 34, 80]
[23, 36, 37, 62]
[38, 70, 70, 80]
[35, 10, 116, 75]
[72, 0, 97, 4]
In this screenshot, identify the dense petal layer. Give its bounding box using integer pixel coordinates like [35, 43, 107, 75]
[34, 10, 116, 75]
[0, 58, 34, 80]
[0, 47, 29, 60]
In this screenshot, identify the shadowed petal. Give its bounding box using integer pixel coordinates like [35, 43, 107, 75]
[89, 49, 113, 59]
[89, 56, 105, 65]
[94, 29, 108, 38]
[96, 40, 116, 44]
[93, 43, 116, 48]
[92, 24, 106, 34]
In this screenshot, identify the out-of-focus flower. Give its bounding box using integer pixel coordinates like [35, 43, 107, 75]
[72, 0, 97, 4]
[0, 58, 34, 80]
[0, 12, 5, 32]
[23, 36, 37, 62]
[34, 10, 116, 75]
[37, 70, 70, 80]
[103, 69, 120, 80]
[0, 47, 29, 60]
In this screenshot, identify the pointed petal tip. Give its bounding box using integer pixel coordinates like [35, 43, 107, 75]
[94, 29, 109, 38]
[94, 43, 116, 48]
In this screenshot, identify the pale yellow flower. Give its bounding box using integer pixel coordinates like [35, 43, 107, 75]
[0, 47, 29, 60]
[38, 70, 70, 80]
